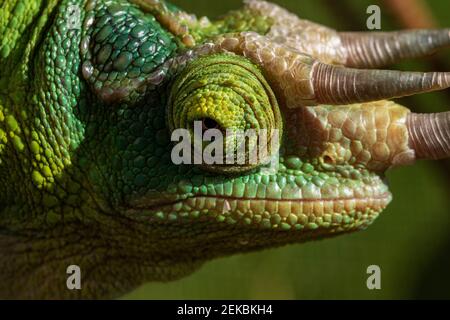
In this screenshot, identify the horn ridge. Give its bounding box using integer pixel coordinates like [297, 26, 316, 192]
[407, 112, 450, 160]
[312, 62, 450, 105]
[340, 30, 450, 68]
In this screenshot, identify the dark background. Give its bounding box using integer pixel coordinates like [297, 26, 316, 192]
[124, 0, 450, 299]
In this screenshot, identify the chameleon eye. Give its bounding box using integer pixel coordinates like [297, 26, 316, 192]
[168, 54, 283, 173]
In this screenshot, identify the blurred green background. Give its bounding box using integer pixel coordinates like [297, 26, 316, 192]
[124, 0, 450, 299]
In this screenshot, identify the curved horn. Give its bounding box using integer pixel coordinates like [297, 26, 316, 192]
[340, 29, 450, 68]
[407, 112, 450, 160]
[312, 63, 450, 105]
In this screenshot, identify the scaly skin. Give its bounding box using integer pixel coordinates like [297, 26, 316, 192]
[0, 0, 449, 299]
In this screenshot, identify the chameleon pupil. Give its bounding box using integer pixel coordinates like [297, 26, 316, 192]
[201, 118, 220, 131]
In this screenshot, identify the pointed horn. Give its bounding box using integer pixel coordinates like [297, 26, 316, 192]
[312, 63, 450, 105]
[340, 29, 450, 68]
[407, 112, 450, 160]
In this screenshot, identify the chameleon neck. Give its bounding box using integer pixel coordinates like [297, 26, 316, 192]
[0, 0, 91, 222]
[0, 0, 60, 82]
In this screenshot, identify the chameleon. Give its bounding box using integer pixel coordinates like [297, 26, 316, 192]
[0, 0, 449, 299]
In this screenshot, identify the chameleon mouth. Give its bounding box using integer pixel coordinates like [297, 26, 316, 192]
[127, 192, 392, 231]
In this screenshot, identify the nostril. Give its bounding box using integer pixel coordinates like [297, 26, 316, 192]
[323, 155, 334, 164]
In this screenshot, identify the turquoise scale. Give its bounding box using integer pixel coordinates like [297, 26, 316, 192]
[80, 0, 178, 104]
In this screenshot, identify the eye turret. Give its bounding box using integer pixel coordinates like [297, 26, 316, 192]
[167, 53, 283, 173]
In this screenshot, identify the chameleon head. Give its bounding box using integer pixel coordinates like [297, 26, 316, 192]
[117, 0, 450, 283]
[1, 0, 450, 299]
[148, 52, 448, 256]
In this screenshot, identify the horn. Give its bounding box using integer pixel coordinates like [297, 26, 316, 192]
[407, 111, 450, 160]
[312, 62, 450, 105]
[340, 29, 450, 68]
